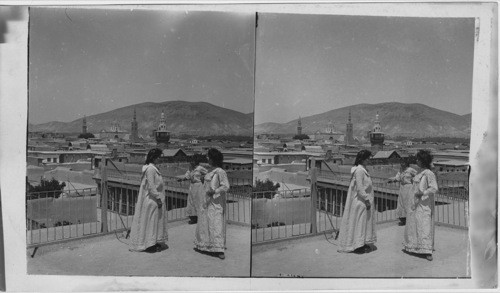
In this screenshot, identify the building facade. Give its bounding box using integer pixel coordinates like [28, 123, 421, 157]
[96, 121, 129, 140]
[311, 120, 344, 143]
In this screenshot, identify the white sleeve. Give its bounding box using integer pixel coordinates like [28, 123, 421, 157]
[212, 169, 230, 199]
[145, 167, 161, 199]
[421, 171, 438, 200]
[354, 169, 369, 201]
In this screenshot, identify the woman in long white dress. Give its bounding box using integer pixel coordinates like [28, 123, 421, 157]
[338, 150, 377, 253]
[194, 148, 230, 259]
[129, 148, 168, 252]
[179, 154, 208, 224]
[403, 149, 438, 261]
[388, 160, 417, 226]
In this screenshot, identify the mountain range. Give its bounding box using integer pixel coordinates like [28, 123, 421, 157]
[255, 102, 471, 138]
[29, 101, 254, 136]
[29, 101, 471, 138]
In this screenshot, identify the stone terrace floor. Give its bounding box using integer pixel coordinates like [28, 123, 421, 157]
[251, 222, 469, 278]
[28, 221, 250, 277]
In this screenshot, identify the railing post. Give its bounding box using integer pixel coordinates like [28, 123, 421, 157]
[310, 158, 318, 234]
[100, 158, 108, 233]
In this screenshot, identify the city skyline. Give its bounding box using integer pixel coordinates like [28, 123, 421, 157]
[28, 8, 256, 124]
[254, 101, 471, 139]
[255, 101, 471, 125]
[254, 14, 475, 124]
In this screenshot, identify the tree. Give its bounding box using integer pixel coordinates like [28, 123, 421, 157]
[27, 178, 66, 199]
[78, 133, 95, 139]
[293, 134, 310, 140]
[253, 179, 280, 199]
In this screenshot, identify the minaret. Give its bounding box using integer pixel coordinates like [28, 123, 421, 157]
[373, 112, 382, 133]
[82, 115, 87, 134]
[155, 110, 170, 147]
[158, 111, 167, 131]
[131, 108, 139, 142]
[346, 109, 353, 145]
[297, 116, 302, 136]
[370, 111, 384, 149]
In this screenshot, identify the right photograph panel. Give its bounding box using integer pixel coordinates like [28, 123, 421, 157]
[251, 13, 474, 278]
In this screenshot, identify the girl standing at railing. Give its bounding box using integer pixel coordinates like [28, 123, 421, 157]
[129, 148, 168, 253]
[388, 159, 417, 226]
[194, 148, 229, 260]
[403, 149, 438, 261]
[338, 150, 377, 253]
[178, 154, 208, 224]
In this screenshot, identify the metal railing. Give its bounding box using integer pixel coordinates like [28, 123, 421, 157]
[252, 169, 469, 244]
[27, 172, 251, 247]
[433, 178, 469, 229]
[26, 188, 99, 246]
[315, 169, 469, 227]
[251, 189, 311, 243]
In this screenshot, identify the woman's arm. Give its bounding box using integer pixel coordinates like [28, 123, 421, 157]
[197, 166, 208, 176]
[420, 171, 438, 200]
[179, 170, 191, 181]
[388, 172, 401, 183]
[211, 169, 230, 199]
[145, 167, 162, 200]
[355, 169, 369, 201]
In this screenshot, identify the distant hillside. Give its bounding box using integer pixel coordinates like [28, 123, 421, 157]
[254, 122, 284, 134]
[462, 113, 472, 124]
[30, 101, 254, 136]
[255, 102, 471, 138]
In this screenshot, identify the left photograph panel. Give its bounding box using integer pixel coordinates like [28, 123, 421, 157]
[26, 7, 254, 277]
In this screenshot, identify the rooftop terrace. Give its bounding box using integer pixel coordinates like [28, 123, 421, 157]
[251, 222, 469, 278]
[28, 221, 250, 277]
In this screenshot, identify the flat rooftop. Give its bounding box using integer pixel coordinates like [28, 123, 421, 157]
[251, 222, 469, 278]
[28, 221, 250, 277]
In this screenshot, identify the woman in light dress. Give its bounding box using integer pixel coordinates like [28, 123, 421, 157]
[338, 150, 377, 253]
[179, 154, 208, 225]
[388, 159, 418, 226]
[403, 149, 438, 261]
[129, 148, 168, 252]
[194, 148, 230, 259]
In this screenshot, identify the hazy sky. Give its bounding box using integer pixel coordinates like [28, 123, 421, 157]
[255, 14, 475, 124]
[29, 8, 255, 124]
